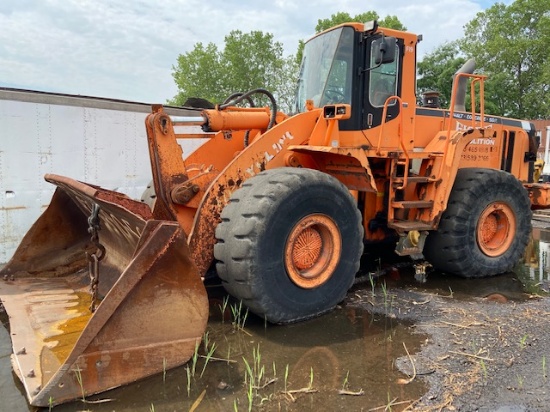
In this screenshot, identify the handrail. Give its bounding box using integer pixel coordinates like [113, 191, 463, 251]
[376, 96, 409, 189]
[444, 72, 487, 139]
[438, 73, 487, 179]
[376, 95, 405, 154]
[470, 77, 485, 130]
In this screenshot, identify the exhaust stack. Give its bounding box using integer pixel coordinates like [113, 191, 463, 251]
[451, 59, 476, 112]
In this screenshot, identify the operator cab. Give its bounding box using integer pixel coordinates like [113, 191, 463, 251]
[294, 21, 408, 131]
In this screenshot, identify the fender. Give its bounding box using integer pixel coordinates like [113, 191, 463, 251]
[187, 109, 322, 275]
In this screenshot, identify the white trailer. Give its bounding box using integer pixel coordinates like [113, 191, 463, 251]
[0, 88, 201, 263]
[542, 126, 550, 179]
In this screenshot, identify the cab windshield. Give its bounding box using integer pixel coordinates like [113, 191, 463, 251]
[294, 27, 354, 113]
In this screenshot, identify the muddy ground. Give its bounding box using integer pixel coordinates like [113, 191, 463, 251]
[3, 223, 550, 411]
[349, 286, 550, 411]
[3, 272, 550, 412]
[346, 235, 550, 411]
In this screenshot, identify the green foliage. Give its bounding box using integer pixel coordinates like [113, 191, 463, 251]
[379, 15, 407, 31]
[315, 11, 406, 33]
[170, 30, 297, 112]
[222, 31, 283, 95]
[296, 11, 406, 63]
[417, 0, 550, 118]
[276, 56, 300, 114]
[169, 3, 550, 121]
[417, 42, 466, 109]
[459, 0, 550, 118]
[171, 10, 407, 102]
[316, 11, 375, 32]
[171, 42, 222, 105]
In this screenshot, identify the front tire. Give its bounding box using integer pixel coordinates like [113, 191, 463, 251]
[424, 168, 531, 277]
[214, 168, 363, 323]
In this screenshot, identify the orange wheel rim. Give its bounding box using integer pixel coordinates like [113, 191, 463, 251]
[284, 214, 342, 289]
[476, 202, 516, 257]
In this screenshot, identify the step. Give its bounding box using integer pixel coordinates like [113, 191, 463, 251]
[392, 176, 433, 185]
[394, 231, 429, 257]
[388, 220, 434, 231]
[392, 152, 444, 161]
[391, 200, 433, 209]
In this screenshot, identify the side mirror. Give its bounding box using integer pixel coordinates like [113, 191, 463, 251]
[373, 36, 396, 65]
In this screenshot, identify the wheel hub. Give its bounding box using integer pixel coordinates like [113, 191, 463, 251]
[476, 202, 516, 257]
[291, 227, 323, 270]
[284, 214, 342, 289]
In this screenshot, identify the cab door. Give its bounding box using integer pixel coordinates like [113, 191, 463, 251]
[362, 36, 403, 130]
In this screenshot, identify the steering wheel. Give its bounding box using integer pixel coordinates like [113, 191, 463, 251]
[324, 86, 346, 103]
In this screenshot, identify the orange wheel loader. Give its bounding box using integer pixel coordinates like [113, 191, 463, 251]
[1, 21, 548, 406]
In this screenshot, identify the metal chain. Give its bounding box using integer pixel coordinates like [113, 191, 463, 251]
[87, 203, 105, 312]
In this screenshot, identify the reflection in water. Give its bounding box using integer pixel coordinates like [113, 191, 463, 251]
[520, 228, 550, 292]
[1, 297, 426, 411]
[10, 229, 550, 411]
[371, 228, 550, 301]
[0, 318, 28, 411]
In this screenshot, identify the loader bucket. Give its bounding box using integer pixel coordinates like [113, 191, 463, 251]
[0, 174, 208, 407]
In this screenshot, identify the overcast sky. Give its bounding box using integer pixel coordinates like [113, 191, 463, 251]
[0, 0, 507, 104]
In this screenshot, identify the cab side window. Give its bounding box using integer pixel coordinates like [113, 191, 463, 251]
[369, 45, 399, 107]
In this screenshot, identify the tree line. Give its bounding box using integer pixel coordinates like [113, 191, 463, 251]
[170, 1, 549, 119]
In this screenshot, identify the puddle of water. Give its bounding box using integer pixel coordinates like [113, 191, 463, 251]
[7, 228, 550, 411]
[0, 292, 426, 411]
[0, 313, 29, 411]
[381, 266, 531, 301]
[360, 228, 550, 302]
[517, 227, 550, 294]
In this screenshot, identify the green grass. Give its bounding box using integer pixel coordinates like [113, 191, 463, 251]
[381, 281, 390, 308]
[200, 342, 217, 378]
[219, 295, 230, 323]
[191, 340, 200, 377]
[186, 366, 191, 397]
[519, 334, 528, 350]
[230, 301, 249, 331]
[480, 359, 488, 380]
[284, 364, 289, 393]
[369, 273, 376, 297]
[341, 370, 350, 391]
[73, 365, 86, 402]
[517, 374, 524, 389]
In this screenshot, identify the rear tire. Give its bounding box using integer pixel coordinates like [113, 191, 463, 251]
[424, 168, 531, 277]
[214, 168, 363, 324]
